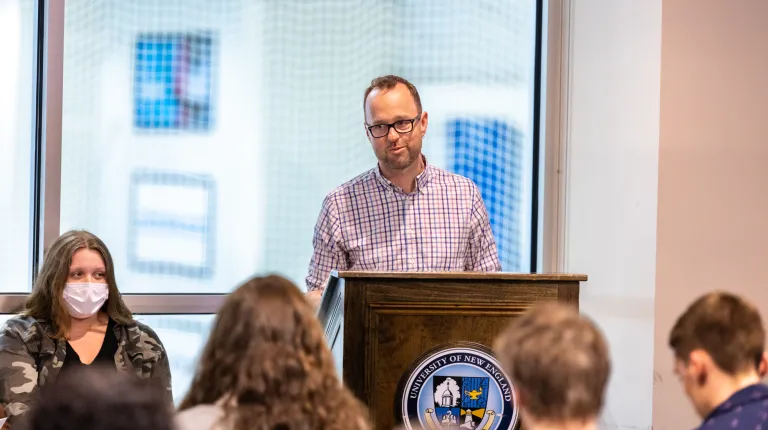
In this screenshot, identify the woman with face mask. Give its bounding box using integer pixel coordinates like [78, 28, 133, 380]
[0, 230, 172, 427]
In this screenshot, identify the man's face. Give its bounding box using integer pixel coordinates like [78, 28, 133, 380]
[364, 83, 428, 172]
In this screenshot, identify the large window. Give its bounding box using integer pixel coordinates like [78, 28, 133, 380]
[2, 0, 544, 404]
[60, 0, 539, 295]
[135, 314, 215, 398]
[0, 0, 36, 293]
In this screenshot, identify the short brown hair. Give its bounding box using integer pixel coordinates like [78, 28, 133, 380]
[179, 275, 370, 430]
[493, 302, 610, 421]
[23, 230, 133, 339]
[669, 291, 765, 374]
[363, 75, 422, 114]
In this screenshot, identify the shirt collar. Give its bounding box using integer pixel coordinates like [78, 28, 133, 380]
[703, 383, 768, 423]
[373, 155, 432, 195]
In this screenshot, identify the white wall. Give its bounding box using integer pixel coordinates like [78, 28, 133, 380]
[653, 1, 768, 428]
[563, 1, 662, 429]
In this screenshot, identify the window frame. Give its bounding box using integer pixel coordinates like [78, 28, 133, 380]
[539, 0, 570, 273]
[0, 0, 567, 316]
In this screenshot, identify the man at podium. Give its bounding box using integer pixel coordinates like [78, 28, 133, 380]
[306, 75, 501, 305]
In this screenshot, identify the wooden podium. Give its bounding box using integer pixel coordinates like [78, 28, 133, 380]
[317, 271, 587, 429]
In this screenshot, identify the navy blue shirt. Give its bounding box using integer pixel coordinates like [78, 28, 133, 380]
[698, 384, 768, 429]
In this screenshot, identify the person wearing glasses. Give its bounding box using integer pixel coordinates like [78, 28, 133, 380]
[306, 75, 501, 304]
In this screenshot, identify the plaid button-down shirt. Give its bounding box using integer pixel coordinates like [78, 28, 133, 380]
[306, 158, 501, 291]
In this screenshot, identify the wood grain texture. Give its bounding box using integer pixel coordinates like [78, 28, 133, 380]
[317, 272, 585, 430]
[333, 270, 587, 281]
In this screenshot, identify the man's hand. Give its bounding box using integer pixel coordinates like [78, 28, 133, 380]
[307, 290, 323, 310]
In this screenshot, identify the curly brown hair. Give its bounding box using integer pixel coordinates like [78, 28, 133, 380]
[178, 275, 370, 430]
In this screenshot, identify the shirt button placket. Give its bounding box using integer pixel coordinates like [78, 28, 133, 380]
[406, 194, 417, 269]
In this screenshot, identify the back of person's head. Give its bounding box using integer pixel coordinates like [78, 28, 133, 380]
[25, 365, 172, 430]
[669, 291, 765, 375]
[668, 291, 765, 418]
[179, 274, 369, 430]
[493, 302, 610, 425]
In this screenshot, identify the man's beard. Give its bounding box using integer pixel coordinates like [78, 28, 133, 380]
[381, 143, 420, 170]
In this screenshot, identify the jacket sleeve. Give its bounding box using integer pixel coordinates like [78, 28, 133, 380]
[143, 325, 173, 406]
[0, 322, 39, 427]
[152, 346, 173, 406]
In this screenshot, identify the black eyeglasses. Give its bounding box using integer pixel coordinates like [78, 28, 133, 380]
[366, 114, 422, 138]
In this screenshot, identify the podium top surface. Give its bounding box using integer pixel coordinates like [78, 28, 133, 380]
[331, 271, 587, 281]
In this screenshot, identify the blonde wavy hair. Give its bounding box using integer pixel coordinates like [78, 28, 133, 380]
[179, 275, 370, 430]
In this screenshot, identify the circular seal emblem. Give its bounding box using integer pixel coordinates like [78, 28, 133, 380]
[396, 343, 518, 429]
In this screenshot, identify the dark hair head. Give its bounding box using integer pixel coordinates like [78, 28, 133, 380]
[26, 365, 172, 430]
[669, 291, 765, 374]
[363, 75, 422, 114]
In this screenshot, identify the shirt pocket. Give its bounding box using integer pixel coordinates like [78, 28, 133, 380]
[346, 228, 384, 271]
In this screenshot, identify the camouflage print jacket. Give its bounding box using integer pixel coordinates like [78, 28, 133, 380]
[0, 316, 173, 426]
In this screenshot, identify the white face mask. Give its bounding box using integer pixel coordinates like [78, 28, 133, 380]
[63, 282, 109, 319]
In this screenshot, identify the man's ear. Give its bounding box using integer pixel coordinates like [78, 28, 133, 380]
[419, 111, 429, 136]
[758, 351, 768, 378]
[688, 349, 711, 385]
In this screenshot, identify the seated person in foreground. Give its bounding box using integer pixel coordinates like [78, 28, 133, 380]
[24, 365, 173, 430]
[0, 230, 172, 426]
[494, 302, 611, 430]
[669, 291, 768, 429]
[176, 275, 370, 430]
